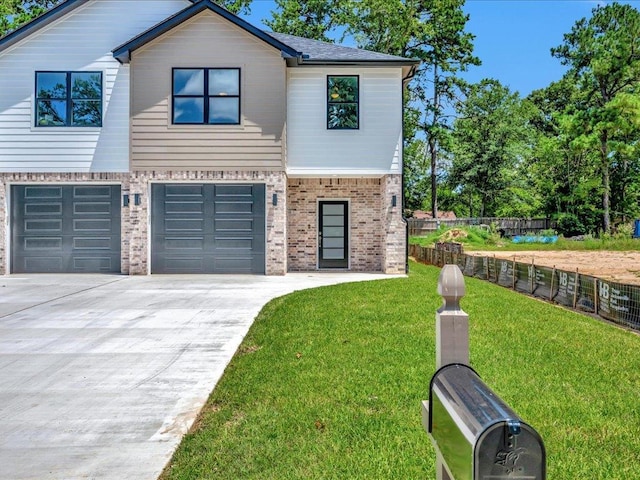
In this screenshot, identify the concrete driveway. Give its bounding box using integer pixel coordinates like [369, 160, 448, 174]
[0, 272, 399, 480]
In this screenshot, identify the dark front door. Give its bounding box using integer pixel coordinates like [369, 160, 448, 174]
[151, 183, 265, 274]
[11, 185, 121, 273]
[318, 201, 348, 269]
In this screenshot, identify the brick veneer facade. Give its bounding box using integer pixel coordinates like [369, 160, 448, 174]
[287, 175, 406, 274]
[1, 172, 405, 275]
[0, 171, 287, 275]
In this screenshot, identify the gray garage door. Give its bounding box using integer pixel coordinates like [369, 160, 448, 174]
[11, 185, 121, 273]
[151, 183, 265, 274]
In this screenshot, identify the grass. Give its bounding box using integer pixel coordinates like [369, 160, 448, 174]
[411, 226, 640, 252]
[161, 262, 640, 480]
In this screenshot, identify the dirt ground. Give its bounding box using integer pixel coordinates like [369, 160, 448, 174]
[471, 250, 640, 285]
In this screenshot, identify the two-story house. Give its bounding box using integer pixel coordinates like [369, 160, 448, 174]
[0, 0, 418, 275]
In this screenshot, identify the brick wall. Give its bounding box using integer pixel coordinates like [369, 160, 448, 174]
[0, 171, 287, 275]
[128, 171, 287, 275]
[287, 175, 406, 273]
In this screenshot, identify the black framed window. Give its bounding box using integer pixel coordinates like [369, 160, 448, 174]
[173, 68, 240, 125]
[327, 75, 359, 129]
[35, 71, 102, 127]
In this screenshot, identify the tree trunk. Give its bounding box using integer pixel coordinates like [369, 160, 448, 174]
[430, 65, 439, 220]
[430, 136, 438, 219]
[601, 132, 611, 234]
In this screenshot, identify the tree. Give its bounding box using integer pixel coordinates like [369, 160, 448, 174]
[264, 0, 340, 42]
[0, 0, 252, 36]
[448, 79, 531, 217]
[0, 0, 59, 36]
[526, 79, 602, 234]
[412, 0, 479, 220]
[551, 2, 640, 233]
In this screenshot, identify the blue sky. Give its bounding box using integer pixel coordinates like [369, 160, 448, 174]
[241, 0, 633, 97]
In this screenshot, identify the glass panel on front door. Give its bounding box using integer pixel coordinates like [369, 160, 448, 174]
[319, 201, 348, 268]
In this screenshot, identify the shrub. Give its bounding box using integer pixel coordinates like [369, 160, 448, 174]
[614, 223, 634, 239]
[556, 213, 587, 237]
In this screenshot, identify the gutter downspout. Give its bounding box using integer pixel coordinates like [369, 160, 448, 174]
[401, 63, 419, 274]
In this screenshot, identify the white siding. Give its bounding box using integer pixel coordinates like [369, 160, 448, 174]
[0, 0, 189, 173]
[286, 67, 403, 177]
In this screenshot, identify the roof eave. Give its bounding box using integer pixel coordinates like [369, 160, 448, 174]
[286, 58, 421, 68]
[113, 0, 300, 64]
[0, 0, 90, 53]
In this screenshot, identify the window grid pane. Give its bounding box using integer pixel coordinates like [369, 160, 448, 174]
[174, 98, 205, 124]
[35, 71, 102, 127]
[173, 69, 204, 96]
[209, 97, 239, 124]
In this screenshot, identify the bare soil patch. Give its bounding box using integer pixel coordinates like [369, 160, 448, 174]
[471, 250, 640, 286]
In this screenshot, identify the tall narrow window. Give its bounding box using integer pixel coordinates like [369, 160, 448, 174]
[35, 71, 102, 127]
[327, 75, 359, 129]
[173, 68, 240, 125]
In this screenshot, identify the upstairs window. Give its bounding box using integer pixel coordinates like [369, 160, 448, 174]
[35, 72, 102, 127]
[173, 68, 240, 125]
[327, 75, 359, 129]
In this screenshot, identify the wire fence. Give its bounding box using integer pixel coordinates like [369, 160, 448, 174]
[410, 244, 640, 331]
[407, 217, 555, 236]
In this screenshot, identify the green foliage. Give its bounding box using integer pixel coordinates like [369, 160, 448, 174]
[161, 262, 640, 479]
[448, 79, 532, 217]
[0, 0, 251, 36]
[614, 222, 634, 239]
[556, 212, 587, 237]
[550, 2, 640, 233]
[264, 0, 339, 41]
[0, 0, 59, 36]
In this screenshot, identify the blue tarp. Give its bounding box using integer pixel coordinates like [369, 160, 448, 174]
[512, 235, 559, 244]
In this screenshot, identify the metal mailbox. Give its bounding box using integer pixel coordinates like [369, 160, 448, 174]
[428, 364, 546, 480]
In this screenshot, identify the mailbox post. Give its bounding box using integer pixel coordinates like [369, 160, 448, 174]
[423, 265, 546, 480]
[425, 264, 469, 480]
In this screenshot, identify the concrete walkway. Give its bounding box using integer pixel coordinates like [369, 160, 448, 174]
[0, 272, 401, 480]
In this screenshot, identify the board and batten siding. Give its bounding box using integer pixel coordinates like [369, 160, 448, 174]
[130, 12, 286, 171]
[0, 0, 189, 173]
[286, 67, 403, 177]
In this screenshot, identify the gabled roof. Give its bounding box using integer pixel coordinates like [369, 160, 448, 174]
[113, 0, 301, 64]
[269, 32, 419, 66]
[0, 0, 419, 67]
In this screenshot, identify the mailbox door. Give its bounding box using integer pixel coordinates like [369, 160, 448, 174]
[475, 422, 546, 480]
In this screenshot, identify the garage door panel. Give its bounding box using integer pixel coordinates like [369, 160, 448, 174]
[74, 202, 112, 215]
[165, 201, 204, 214]
[164, 218, 205, 232]
[25, 203, 62, 215]
[73, 257, 115, 271]
[11, 185, 121, 273]
[74, 185, 112, 197]
[152, 183, 265, 274]
[25, 257, 62, 272]
[24, 186, 62, 199]
[74, 219, 112, 232]
[162, 257, 206, 273]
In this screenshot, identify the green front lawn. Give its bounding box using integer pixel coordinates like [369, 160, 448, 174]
[161, 262, 640, 480]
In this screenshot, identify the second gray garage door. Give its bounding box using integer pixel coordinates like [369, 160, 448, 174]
[151, 183, 265, 274]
